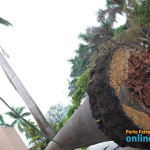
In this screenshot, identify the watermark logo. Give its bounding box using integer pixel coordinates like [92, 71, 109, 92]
[126, 130, 150, 142]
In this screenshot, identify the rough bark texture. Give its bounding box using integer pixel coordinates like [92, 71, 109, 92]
[45, 97, 110, 150]
[87, 43, 150, 149]
[0, 52, 55, 137]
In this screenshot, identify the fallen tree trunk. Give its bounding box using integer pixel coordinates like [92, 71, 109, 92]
[0, 52, 55, 137]
[45, 96, 110, 150]
[46, 43, 150, 150]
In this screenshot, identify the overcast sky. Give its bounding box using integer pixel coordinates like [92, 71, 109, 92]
[0, 0, 125, 147]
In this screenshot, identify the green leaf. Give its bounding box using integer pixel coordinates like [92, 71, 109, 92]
[0, 17, 12, 26]
[0, 114, 4, 125]
[18, 106, 25, 115]
[18, 122, 24, 133]
[5, 112, 17, 119]
[96, 119, 101, 123]
[5, 123, 12, 127]
[11, 120, 18, 127]
[21, 112, 31, 117]
[31, 135, 41, 143]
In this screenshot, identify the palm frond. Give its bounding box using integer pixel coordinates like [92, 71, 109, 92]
[31, 135, 41, 143]
[11, 120, 18, 127]
[17, 106, 25, 115]
[5, 123, 12, 127]
[21, 112, 31, 117]
[0, 114, 4, 124]
[0, 17, 12, 26]
[19, 118, 26, 127]
[18, 122, 24, 133]
[5, 112, 18, 119]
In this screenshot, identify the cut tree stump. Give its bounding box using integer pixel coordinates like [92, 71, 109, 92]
[87, 43, 150, 149]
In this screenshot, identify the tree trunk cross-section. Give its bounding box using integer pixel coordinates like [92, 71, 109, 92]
[87, 43, 150, 149]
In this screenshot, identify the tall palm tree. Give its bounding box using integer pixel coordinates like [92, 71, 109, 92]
[5, 106, 31, 132]
[25, 121, 48, 149]
[0, 17, 55, 137]
[0, 52, 55, 137]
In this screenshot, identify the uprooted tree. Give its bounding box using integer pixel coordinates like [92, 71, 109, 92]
[87, 42, 150, 149]
[45, 0, 150, 149]
[45, 41, 150, 150]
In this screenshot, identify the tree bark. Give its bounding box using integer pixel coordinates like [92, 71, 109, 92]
[0, 52, 55, 137]
[45, 96, 110, 150]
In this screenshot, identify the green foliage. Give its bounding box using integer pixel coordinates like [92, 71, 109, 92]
[66, 105, 78, 118]
[71, 69, 90, 106]
[46, 103, 69, 130]
[106, 0, 124, 7]
[56, 117, 69, 132]
[77, 69, 90, 92]
[5, 106, 31, 133]
[96, 119, 101, 123]
[68, 78, 78, 97]
[125, 0, 150, 29]
[57, 69, 90, 132]
[78, 27, 93, 43]
[55, 104, 78, 132]
[0, 17, 12, 26]
[0, 114, 5, 126]
[68, 28, 93, 97]
[25, 120, 49, 149]
[0, 114, 11, 127]
[133, 0, 150, 27]
[72, 88, 85, 106]
[114, 23, 128, 35]
[82, 146, 88, 149]
[68, 44, 91, 79]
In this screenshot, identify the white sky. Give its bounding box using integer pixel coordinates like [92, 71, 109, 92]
[0, 0, 125, 147]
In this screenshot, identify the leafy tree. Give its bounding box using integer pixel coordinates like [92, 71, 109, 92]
[125, 0, 150, 29]
[5, 106, 48, 149]
[68, 44, 91, 79]
[72, 69, 90, 106]
[25, 121, 48, 150]
[46, 104, 69, 130]
[5, 106, 31, 132]
[66, 105, 78, 118]
[72, 88, 85, 106]
[56, 69, 90, 132]
[68, 78, 78, 97]
[114, 23, 128, 35]
[76, 69, 90, 92]
[78, 27, 93, 42]
[68, 30, 93, 97]
[56, 117, 69, 132]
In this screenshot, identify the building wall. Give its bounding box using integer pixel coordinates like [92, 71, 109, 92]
[0, 127, 28, 150]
